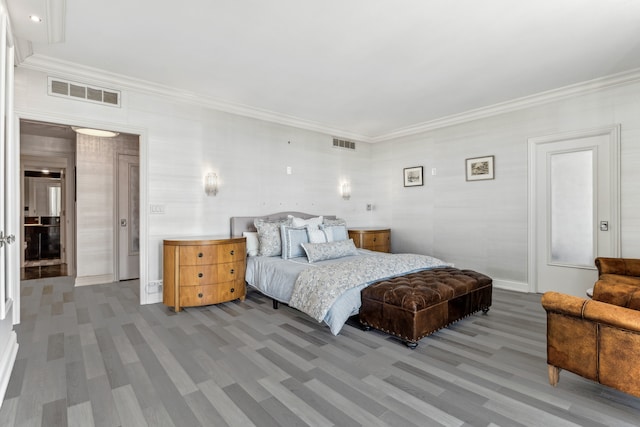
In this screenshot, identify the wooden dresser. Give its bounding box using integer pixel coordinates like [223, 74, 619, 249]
[163, 236, 246, 312]
[348, 227, 391, 253]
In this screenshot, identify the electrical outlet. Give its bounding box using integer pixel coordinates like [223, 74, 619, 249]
[147, 280, 163, 294]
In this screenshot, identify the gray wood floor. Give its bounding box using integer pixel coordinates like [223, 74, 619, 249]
[2, 277, 640, 427]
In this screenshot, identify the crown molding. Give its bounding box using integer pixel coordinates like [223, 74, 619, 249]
[18, 54, 373, 142]
[18, 55, 640, 145]
[371, 67, 640, 143]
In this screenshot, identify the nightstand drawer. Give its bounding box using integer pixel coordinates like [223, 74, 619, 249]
[216, 243, 245, 263]
[363, 233, 389, 247]
[179, 265, 217, 286]
[179, 282, 245, 307]
[217, 261, 245, 282]
[179, 246, 217, 265]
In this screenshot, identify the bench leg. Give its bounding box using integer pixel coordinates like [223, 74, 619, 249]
[548, 364, 561, 386]
[404, 341, 418, 350]
[272, 299, 279, 309]
[482, 307, 490, 314]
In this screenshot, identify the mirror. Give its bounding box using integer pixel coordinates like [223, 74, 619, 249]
[24, 171, 62, 218]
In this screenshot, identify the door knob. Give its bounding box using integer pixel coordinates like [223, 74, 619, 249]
[120, 219, 127, 227]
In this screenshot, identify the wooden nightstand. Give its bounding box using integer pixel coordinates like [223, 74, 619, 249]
[163, 236, 246, 312]
[348, 228, 391, 253]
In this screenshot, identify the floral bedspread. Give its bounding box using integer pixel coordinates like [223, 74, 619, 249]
[289, 253, 451, 322]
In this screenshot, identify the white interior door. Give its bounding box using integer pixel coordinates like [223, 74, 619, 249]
[117, 154, 139, 280]
[529, 126, 619, 297]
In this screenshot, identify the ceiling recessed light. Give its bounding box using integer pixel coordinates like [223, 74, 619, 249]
[72, 127, 120, 138]
[29, 15, 42, 23]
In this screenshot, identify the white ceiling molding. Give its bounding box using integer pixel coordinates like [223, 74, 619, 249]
[19, 54, 640, 145]
[372, 67, 640, 143]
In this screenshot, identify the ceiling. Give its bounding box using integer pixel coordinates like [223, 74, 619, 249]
[7, 0, 640, 142]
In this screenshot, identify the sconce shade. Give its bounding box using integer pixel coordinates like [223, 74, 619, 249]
[341, 182, 351, 200]
[205, 173, 218, 196]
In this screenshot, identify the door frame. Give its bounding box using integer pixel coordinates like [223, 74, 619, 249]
[527, 125, 621, 293]
[12, 111, 150, 318]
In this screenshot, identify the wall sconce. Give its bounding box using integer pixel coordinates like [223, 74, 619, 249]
[204, 172, 218, 196]
[341, 182, 351, 200]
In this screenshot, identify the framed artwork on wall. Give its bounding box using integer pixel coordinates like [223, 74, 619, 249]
[465, 155, 495, 181]
[403, 166, 423, 187]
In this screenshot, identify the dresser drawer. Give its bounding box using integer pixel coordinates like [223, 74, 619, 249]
[179, 245, 217, 265]
[179, 265, 217, 286]
[217, 261, 245, 282]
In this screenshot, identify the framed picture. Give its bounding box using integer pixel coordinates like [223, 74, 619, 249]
[403, 166, 423, 187]
[465, 155, 495, 181]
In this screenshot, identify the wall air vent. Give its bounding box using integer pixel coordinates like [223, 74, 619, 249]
[332, 138, 356, 150]
[48, 77, 121, 107]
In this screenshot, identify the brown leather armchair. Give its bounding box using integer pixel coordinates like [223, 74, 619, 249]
[542, 291, 640, 397]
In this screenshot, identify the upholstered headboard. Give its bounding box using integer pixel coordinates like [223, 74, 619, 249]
[230, 211, 337, 237]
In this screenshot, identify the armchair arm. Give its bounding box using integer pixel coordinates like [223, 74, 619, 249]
[595, 257, 640, 277]
[542, 291, 640, 331]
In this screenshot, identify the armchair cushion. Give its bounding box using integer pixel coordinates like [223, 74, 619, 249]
[593, 280, 640, 310]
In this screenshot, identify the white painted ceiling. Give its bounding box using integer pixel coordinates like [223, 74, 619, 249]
[7, 0, 640, 141]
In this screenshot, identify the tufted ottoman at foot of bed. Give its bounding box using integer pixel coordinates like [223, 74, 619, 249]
[359, 267, 492, 348]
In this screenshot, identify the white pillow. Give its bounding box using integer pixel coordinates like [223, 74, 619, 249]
[242, 231, 259, 257]
[289, 215, 323, 229]
[307, 228, 329, 244]
[320, 224, 348, 242]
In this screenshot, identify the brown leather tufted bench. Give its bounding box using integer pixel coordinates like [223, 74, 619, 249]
[359, 267, 492, 348]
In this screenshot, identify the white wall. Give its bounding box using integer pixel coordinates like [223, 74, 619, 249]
[14, 68, 378, 297]
[373, 80, 640, 290]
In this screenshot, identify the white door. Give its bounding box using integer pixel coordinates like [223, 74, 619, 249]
[117, 154, 139, 280]
[529, 126, 619, 297]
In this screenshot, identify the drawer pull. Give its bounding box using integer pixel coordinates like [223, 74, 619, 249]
[373, 237, 377, 242]
[230, 288, 235, 293]
[198, 252, 203, 258]
[198, 272, 203, 278]
[198, 293, 203, 298]
[230, 249, 235, 256]
[230, 269, 235, 274]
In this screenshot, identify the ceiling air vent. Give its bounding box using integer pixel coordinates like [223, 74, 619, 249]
[332, 138, 356, 150]
[47, 77, 121, 107]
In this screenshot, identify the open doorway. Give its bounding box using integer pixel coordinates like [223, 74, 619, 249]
[19, 119, 140, 284]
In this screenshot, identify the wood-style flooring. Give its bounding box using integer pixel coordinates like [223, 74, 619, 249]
[1, 276, 640, 426]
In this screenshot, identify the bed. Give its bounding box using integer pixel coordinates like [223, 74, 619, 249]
[230, 212, 452, 335]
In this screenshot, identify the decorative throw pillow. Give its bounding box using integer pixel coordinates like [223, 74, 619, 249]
[322, 217, 347, 226]
[320, 224, 348, 242]
[301, 239, 359, 263]
[280, 225, 310, 259]
[254, 218, 290, 257]
[242, 231, 259, 257]
[290, 215, 323, 229]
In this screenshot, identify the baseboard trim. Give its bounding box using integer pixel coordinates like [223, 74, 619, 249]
[0, 331, 19, 408]
[493, 278, 530, 293]
[74, 274, 115, 287]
